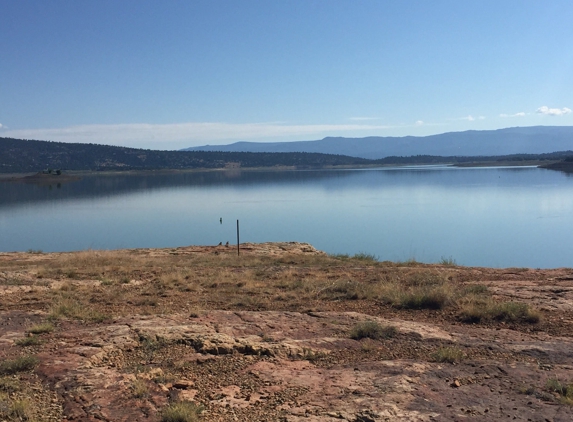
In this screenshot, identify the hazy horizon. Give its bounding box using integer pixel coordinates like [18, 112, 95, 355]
[1, 1, 572, 150]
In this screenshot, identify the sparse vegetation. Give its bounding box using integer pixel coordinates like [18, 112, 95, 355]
[459, 300, 540, 324]
[160, 401, 202, 422]
[0, 356, 39, 375]
[298, 347, 327, 363]
[546, 378, 573, 405]
[432, 346, 465, 363]
[349, 321, 398, 340]
[379, 271, 457, 310]
[0, 377, 21, 393]
[352, 252, 378, 262]
[7, 398, 33, 421]
[49, 297, 110, 323]
[131, 378, 150, 399]
[439, 256, 456, 266]
[0, 244, 569, 420]
[27, 323, 54, 335]
[15, 336, 42, 347]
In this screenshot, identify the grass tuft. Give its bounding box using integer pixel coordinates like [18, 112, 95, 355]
[459, 300, 540, 324]
[160, 401, 202, 422]
[0, 356, 39, 375]
[439, 256, 457, 266]
[546, 378, 573, 405]
[15, 336, 42, 347]
[349, 321, 398, 340]
[27, 323, 54, 335]
[431, 346, 465, 363]
[352, 252, 378, 262]
[131, 378, 149, 398]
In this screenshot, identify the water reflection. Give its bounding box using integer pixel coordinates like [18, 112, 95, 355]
[1, 166, 572, 268]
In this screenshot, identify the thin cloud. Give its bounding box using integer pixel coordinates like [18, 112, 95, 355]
[458, 115, 485, 121]
[500, 112, 526, 118]
[349, 117, 379, 121]
[536, 106, 572, 116]
[415, 120, 424, 126]
[3, 121, 392, 149]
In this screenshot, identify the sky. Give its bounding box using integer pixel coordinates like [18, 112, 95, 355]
[1, 0, 573, 150]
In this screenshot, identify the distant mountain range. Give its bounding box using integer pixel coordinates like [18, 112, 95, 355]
[183, 126, 573, 159]
[2, 130, 573, 174]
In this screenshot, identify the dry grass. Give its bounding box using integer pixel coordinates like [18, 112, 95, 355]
[0, 393, 33, 422]
[377, 271, 461, 310]
[27, 323, 54, 335]
[432, 346, 465, 363]
[459, 299, 540, 324]
[0, 246, 541, 329]
[0, 377, 53, 422]
[160, 401, 202, 422]
[546, 378, 573, 405]
[48, 296, 110, 323]
[131, 378, 149, 399]
[0, 356, 39, 375]
[15, 336, 42, 347]
[349, 321, 398, 340]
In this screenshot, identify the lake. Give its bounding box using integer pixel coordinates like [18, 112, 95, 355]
[1, 166, 572, 268]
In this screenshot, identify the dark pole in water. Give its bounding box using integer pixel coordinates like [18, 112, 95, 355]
[236, 219, 240, 256]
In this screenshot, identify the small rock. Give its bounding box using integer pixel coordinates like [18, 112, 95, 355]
[173, 380, 194, 389]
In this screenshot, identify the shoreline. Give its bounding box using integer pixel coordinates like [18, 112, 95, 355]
[0, 161, 557, 180]
[2, 241, 573, 420]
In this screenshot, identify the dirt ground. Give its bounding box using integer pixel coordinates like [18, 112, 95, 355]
[1, 242, 573, 421]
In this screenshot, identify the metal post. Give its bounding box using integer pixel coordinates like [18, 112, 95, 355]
[236, 219, 240, 256]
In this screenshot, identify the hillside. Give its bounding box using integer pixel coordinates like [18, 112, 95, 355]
[0, 137, 369, 173]
[2, 136, 573, 175]
[184, 126, 573, 159]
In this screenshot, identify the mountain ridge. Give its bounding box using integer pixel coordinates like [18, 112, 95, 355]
[183, 126, 573, 159]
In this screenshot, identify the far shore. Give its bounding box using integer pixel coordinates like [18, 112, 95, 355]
[0, 160, 561, 181]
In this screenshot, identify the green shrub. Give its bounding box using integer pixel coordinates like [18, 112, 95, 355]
[349, 321, 397, 340]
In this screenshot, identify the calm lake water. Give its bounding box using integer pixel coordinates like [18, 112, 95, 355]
[1, 166, 572, 268]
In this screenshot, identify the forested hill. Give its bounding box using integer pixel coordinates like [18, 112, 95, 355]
[2, 137, 572, 174]
[0, 137, 370, 173]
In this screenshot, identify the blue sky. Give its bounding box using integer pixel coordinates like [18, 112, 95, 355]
[1, 0, 572, 150]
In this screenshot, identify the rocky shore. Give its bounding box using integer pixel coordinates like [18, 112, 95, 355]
[1, 242, 573, 421]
